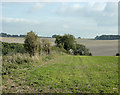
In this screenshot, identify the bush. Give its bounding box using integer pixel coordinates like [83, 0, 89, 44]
[55, 34, 92, 56]
[73, 44, 91, 56]
[41, 39, 51, 55]
[38, 42, 42, 56]
[24, 31, 39, 56]
[62, 34, 76, 51]
[2, 42, 25, 55]
[55, 34, 76, 51]
[55, 35, 63, 48]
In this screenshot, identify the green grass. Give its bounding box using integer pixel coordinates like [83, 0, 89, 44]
[2, 54, 119, 93]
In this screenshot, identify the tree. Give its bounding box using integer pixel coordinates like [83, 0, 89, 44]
[55, 34, 92, 56]
[55, 34, 76, 51]
[55, 35, 63, 48]
[24, 31, 39, 57]
[95, 35, 120, 40]
[62, 34, 76, 51]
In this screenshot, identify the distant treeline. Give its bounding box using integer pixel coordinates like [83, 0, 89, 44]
[95, 35, 120, 40]
[0, 33, 52, 38]
[0, 33, 26, 37]
[1, 33, 119, 40]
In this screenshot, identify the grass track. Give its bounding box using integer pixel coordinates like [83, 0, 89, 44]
[27, 55, 118, 93]
[2, 55, 118, 93]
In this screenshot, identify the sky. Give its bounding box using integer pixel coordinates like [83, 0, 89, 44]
[1, 1, 118, 38]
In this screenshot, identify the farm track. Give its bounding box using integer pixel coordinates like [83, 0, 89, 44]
[2, 55, 118, 93]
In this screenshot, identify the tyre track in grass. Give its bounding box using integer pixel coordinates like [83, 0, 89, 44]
[23, 55, 118, 93]
[79, 56, 98, 92]
[78, 56, 118, 93]
[33, 54, 64, 72]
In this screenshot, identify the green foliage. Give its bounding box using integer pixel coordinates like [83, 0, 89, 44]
[24, 31, 39, 56]
[74, 44, 91, 56]
[55, 35, 63, 48]
[24, 31, 51, 56]
[51, 46, 67, 54]
[38, 42, 42, 56]
[62, 34, 76, 51]
[95, 35, 120, 40]
[55, 34, 76, 51]
[0, 32, 26, 37]
[55, 34, 91, 55]
[2, 42, 25, 55]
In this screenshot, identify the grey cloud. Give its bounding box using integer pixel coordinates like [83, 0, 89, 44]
[52, 2, 118, 27]
[2, 16, 117, 38]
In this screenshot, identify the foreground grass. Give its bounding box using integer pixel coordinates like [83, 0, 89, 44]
[2, 54, 118, 93]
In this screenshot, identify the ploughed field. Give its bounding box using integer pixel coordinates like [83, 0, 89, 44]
[2, 54, 118, 93]
[0, 37, 118, 56]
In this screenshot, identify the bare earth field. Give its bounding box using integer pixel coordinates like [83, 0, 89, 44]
[0, 37, 118, 56]
[76, 39, 118, 56]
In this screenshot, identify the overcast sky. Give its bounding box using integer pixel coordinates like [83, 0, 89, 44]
[1, 2, 118, 38]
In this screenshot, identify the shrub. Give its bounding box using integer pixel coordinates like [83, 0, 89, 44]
[73, 44, 91, 56]
[2, 42, 25, 55]
[24, 31, 39, 57]
[38, 42, 42, 56]
[41, 39, 51, 55]
[55, 34, 76, 51]
[55, 34, 92, 56]
[55, 35, 63, 48]
[62, 34, 76, 51]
